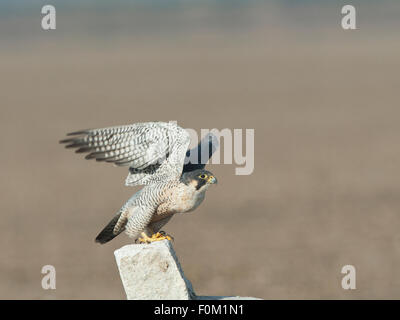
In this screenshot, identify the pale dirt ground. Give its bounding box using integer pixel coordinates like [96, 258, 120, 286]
[0, 3, 399, 299]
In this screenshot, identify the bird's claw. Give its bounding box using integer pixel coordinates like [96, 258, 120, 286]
[151, 232, 173, 242]
[137, 232, 173, 244]
[159, 231, 174, 241]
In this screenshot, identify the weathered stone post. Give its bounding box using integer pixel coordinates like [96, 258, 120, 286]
[114, 240, 260, 300]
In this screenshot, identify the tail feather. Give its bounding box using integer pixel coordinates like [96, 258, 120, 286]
[95, 212, 125, 244]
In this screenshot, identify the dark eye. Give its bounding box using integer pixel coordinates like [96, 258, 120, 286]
[199, 174, 207, 179]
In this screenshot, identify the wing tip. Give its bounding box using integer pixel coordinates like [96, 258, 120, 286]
[59, 130, 90, 144]
[59, 138, 73, 144]
[67, 130, 90, 136]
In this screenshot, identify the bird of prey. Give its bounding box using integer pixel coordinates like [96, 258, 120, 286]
[60, 121, 218, 244]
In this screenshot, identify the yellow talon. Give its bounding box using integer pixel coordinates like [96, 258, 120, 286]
[138, 232, 173, 244]
[138, 233, 153, 243]
[151, 232, 173, 241]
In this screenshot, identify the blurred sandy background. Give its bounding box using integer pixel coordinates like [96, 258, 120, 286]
[1, 0, 399, 299]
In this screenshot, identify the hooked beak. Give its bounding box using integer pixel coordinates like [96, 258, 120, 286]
[207, 175, 218, 184]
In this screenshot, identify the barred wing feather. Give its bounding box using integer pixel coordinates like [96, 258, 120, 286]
[60, 122, 190, 186]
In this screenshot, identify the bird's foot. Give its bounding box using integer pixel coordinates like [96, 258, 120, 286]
[137, 232, 173, 244]
[137, 233, 153, 244]
[158, 231, 174, 241]
[150, 232, 173, 242]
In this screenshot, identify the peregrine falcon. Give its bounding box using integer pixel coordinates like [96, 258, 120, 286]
[60, 121, 218, 244]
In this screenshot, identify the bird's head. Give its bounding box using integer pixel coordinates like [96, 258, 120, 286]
[181, 169, 218, 192]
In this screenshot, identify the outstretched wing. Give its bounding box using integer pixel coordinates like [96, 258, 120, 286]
[182, 132, 219, 173]
[60, 122, 190, 186]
